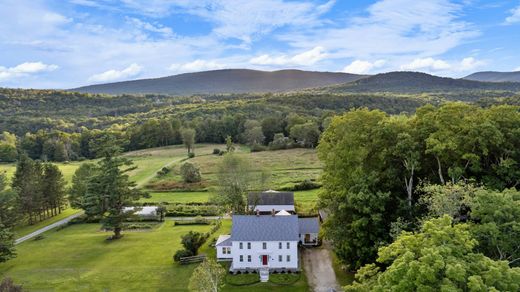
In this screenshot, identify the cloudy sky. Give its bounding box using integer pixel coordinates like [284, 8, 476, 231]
[1, 0, 520, 88]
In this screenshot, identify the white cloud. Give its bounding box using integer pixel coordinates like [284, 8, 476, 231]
[250, 46, 327, 66]
[401, 58, 451, 71]
[88, 63, 142, 82]
[0, 62, 58, 81]
[505, 6, 520, 24]
[279, 0, 478, 60]
[400, 57, 485, 72]
[108, 0, 335, 44]
[168, 60, 225, 73]
[125, 17, 174, 38]
[459, 57, 485, 71]
[515, 66, 520, 72]
[342, 59, 386, 74]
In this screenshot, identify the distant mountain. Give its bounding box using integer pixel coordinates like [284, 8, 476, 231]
[72, 69, 367, 95]
[324, 71, 520, 93]
[463, 71, 520, 83]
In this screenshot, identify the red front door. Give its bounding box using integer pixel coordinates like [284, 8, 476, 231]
[262, 255, 268, 265]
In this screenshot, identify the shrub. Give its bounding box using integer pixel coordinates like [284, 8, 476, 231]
[33, 235, 45, 241]
[292, 179, 321, 191]
[0, 277, 23, 292]
[157, 167, 171, 177]
[174, 249, 194, 262]
[250, 144, 267, 152]
[213, 148, 221, 155]
[181, 231, 209, 254]
[188, 152, 195, 158]
[180, 162, 201, 183]
[165, 204, 219, 217]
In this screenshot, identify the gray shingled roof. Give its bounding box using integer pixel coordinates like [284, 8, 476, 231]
[232, 215, 299, 241]
[299, 217, 320, 234]
[247, 191, 294, 205]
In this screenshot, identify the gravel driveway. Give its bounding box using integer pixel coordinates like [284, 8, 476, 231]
[302, 244, 341, 292]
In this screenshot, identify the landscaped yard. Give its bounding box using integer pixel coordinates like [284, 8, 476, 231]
[1, 218, 309, 291]
[1, 220, 220, 291]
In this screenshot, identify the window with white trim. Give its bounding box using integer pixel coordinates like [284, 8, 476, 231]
[240, 255, 243, 262]
[287, 255, 290, 262]
[239, 242, 243, 249]
[262, 242, 267, 249]
[287, 242, 290, 249]
[247, 255, 251, 262]
[278, 255, 282, 262]
[247, 242, 251, 249]
[279, 242, 282, 249]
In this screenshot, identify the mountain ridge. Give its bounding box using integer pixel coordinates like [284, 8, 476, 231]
[322, 71, 520, 93]
[72, 69, 368, 95]
[463, 71, 520, 83]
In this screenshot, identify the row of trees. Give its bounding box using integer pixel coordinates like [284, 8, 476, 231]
[318, 102, 520, 289]
[0, 156, 67, 264]
[11, 156, 67, 224]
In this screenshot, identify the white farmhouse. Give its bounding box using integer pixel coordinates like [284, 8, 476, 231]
[216, 215, 299, 276]
[247, 190, 295, 214]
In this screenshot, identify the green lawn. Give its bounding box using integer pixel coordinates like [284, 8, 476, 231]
[0, 161, 82, 186]
[1, 219, 308, 291]
[146, 147, 322, 191]
[13, 208, 81, 238]
[1, 221, 214, 291]
[139, 191, 212, 204]
[138, 189, 320, 214]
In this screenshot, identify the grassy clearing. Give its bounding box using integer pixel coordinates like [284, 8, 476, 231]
[0, 161, 82, 186]
[13, 208, 81, 238]
[139, 191, 212, 204]
[146, 147, 322, 191]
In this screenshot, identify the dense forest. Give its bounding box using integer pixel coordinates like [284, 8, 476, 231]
[318, 102, 520, 290]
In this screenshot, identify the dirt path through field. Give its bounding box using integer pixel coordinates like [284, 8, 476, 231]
[134, 157, 186, 188]
[302, 244, 341, 292]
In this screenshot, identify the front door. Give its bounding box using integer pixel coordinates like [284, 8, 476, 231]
[262, 255, 268, 265]
[305, 233, 311, 243]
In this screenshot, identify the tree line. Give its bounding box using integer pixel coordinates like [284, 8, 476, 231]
[318, 102, 520, 289]
[0, 155, 67, 264]
[0, 112, 326, 163]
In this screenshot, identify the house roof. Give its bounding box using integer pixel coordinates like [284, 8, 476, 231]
[276, 210, 291, 216]
[247, 191, 294, 206]
[231, 215, 299, 241]
[253, 205, 295, 212]
[298, 217, 320, 234]
[216, 235, 232, 246]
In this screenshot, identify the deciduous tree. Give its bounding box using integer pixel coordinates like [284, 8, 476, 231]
[188, 258, 225, 292]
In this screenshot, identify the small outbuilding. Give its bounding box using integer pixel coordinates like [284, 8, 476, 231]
[298, 217, 320, 246]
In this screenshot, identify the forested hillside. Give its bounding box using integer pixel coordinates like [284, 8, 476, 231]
[323, 71, 520, 99]
[73, 69, 367, 95]
[464, 71, 520, 82]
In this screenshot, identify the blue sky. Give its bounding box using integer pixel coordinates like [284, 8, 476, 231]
[1, 0, 520, 89]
